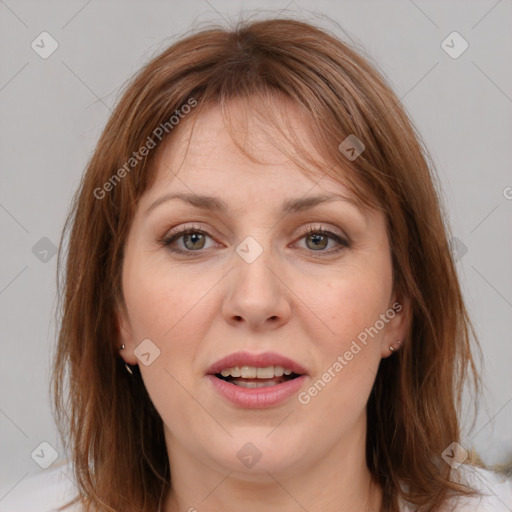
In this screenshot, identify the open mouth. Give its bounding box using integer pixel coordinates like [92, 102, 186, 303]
[215, 366, 301, 388]
[207, 358, 307, 407]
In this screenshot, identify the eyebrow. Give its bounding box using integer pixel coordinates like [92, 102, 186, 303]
[145, 192, 362, 216]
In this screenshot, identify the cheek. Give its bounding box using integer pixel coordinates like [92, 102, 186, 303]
[294, 277, 386, 424]
[291, 256, 392, 427]
[122, 248, 212, 343]
[122, 256, 215, 435]
[296, 263, 392, 357]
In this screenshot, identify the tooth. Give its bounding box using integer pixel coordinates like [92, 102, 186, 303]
[256, 366, 274, 378]
[274, 366, 284, 377]
[219, 365, 296, 379]
[241, 366, 257, 378]
[235, 379, 280, 388]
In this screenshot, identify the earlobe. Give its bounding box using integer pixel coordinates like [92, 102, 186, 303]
[381, 295, 411, 358]
[115, 306, 138, 365]
[388, 340, 402, 353]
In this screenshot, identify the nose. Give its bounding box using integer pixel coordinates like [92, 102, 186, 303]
[221, 244, 292, 331]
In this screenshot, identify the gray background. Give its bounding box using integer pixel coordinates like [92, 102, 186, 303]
[1, 0, 511, 501]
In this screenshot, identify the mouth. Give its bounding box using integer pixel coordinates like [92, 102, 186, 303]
[215, 365, 301, 388]
[205, 351, 308, 408]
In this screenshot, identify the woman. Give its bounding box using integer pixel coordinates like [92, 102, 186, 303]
[46, 17, 511, 512]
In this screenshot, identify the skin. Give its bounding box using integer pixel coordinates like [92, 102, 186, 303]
[117, 99, 410, 512]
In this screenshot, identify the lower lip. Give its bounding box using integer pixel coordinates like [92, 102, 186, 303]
[206, 374, 307, 409]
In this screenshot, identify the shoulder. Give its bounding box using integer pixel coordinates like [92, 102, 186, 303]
[399, 464, 512, 512]
[0, 461, 81, 512]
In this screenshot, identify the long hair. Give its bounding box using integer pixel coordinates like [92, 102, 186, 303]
[52, 17, 483, 512]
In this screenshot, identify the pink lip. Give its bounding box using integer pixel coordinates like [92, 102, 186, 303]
[205, 351, 308, 409]
[206, 351, 308, 376]
[206, 374, 308, 409]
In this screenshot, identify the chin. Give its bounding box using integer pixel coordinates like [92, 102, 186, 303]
[207, 431, 306, 477]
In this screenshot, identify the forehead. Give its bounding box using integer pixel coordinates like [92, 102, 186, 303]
[147, 100, 358, 206]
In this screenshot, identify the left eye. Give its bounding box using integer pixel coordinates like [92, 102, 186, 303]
[301, 231, 334, 251]
[295, 228, 348, 254]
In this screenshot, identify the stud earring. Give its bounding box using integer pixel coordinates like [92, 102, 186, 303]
[389, 340, 402, 353]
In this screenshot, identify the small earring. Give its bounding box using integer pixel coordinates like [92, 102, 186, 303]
[116, 345, 133, 374]
[389, 340, 402, 353]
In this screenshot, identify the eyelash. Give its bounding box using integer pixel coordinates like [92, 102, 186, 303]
[160, 224, 350, 257]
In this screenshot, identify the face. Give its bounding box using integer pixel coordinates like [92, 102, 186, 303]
[117, 99, 409, 479]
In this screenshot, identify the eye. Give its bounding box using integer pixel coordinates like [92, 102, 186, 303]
[294, 226, 349, 255]
[160, 224, 350, 256]
[161, 225, 217, 253]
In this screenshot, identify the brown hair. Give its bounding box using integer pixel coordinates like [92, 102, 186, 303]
[52, 17, 483, 512]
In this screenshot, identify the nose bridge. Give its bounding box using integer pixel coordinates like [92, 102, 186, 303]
[222, 233, 291, 328]
[233, 233, 280, 299]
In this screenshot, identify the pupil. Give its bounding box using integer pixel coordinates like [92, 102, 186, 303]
[184, 233, 204, 250]
[307, 234, 327, 250]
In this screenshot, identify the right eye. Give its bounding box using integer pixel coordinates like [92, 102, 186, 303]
[162, 227, 217, 253]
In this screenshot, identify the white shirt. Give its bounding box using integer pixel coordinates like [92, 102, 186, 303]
[1, 461, 511, 511]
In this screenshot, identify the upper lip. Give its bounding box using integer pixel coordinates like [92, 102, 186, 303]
[206, 351, 308, 376]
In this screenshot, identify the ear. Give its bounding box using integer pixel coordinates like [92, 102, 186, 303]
[380, 294, 411, 358]
[115, 305, 139, 365]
